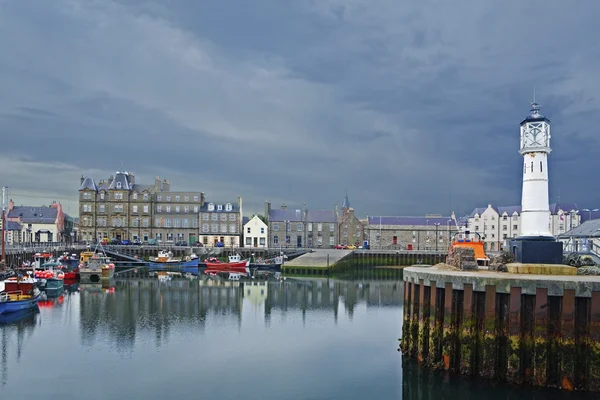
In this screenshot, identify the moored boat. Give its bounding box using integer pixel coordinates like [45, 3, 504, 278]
[78, 250, 115, 283]
[0, 288, 41, 315]
[250, 255, 284, 271]
[149, 250, 200, 274]
[42, 278, 64, 297]
[204, 254, 250, 276]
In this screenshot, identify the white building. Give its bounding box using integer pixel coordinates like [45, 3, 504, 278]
[466, 203, 581, 251]
[243, 215, 268, 248]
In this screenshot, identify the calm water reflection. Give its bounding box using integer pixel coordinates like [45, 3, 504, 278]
[0, 277, 594, 399]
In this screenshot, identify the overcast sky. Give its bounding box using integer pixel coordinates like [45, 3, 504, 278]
[1, 0, 599, 218]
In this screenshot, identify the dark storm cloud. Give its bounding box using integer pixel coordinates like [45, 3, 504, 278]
[1, 0, 599, 217]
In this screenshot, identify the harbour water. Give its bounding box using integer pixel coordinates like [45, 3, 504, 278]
[0, 276, 596, 399]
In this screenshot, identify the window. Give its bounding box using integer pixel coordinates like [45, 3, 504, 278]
[175, 206, 180, 213]
[297, 223, 303, 232]
[503, 225, 507, 230]
[114, 204, 124, 213]
[184, 206, 189, 213]
[193, 219, 198, 228]
[220, 214, 227, 221]
[285, 235, 290, 244]
[217, 204, 223, 211]
[318, 223, 322, 232]
[115, 192, 123, 200]
[99, 192, 104, 200]
[259, 238, 265, 246]
[211, 214, 218, 221]
[133, 193, 138, 200]
[193, 196, 199, 202]
[157, 195, 162, 201]
[329, 236, 335, 246]
[226, 203, 232, 211]
[167, 233, 173, 241]
[166, 206, 171, 213]
[329, 224, 334, 232]
[273, 223, 279, 231]
[143, 218, 149, 227]
[116, 182, 122, 189]
[132, 219, 138, 227]
[491, 225, 495, 230]
[491, 234, 495, 238]
[503, 234, 507, 239]
[174, 218, 181, 228]
[184, 196, 189, 201]
[155, 217, 161, 227]
[307, 223, 312, 232]
[208, 203, 214, 211]
[202, 214, 209, 221]
[143, 194, 149, 200]
[133, 205, 138, 213]
[475, 225, 479, 231]
[165, 196, 170, 202]
[513, 224, 518, 230]
[260, 227, 264, 234]
[513, 215, 518, 221]
[317, 237, 323, 246]
[221, 224, 227, 233]
[274, 235, 279, 245]
[175, 196, 180, 201]
[229, 214, 236, 221]
[211, 224, 218, 232]
[531, 162, 533, 172]
[393, 236, 398, 245]
[246, 237, 252, 245]
[165, 218, 172, 228]
[143, 205, 149, 213]
[193, 206, 199, 213]
[157, 205, 162, 213]
[229, 225, 236, 233]
[503, 215, 508, 221]
[99, 204, 105, 213]
[540, 161, 543, 172]
[247, 227, 251, 234]
[202, 223, 209, 233]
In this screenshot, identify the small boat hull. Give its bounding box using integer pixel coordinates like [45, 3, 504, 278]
[0, 293, 41, 315]
[42, 278, 64, 297]
[149, 259, 199, 268]
[250, 263, 282, 272]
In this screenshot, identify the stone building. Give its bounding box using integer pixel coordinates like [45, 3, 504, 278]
[337, 193, 364, 246]
[78, 171, 204, 244]
[466, 203, 580, 251]
[198, 198, 243, 247]
[265, 202, 338, 248]
[6, 200, 74, 243]
[365, 215, 456, 251]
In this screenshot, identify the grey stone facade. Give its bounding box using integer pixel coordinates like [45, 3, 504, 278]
[366, 216, 458, 251]
[265, 202, 337, 248]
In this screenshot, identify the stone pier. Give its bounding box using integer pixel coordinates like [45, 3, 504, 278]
[400, 266, 600, 392]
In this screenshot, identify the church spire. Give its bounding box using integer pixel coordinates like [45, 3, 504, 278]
[342, 190, 350, 209]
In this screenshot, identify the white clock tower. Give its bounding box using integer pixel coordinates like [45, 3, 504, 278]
[518, 101, 552, 238]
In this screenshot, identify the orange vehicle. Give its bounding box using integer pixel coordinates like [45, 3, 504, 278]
[450, 230, 489, 266]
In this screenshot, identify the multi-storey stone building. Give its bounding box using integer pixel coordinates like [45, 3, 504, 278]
[78, 171, 204, 244]
[337, 194, 364, 247]
[466, 203, 580, 251]
[265, 202, 338, 248]
[365, 215, 457, 251]
[198, 198, 243, 247]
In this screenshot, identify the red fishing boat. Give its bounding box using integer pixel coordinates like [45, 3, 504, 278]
[204, 254, 250, 275]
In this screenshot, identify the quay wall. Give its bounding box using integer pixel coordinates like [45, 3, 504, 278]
[401, 266, 600, 392]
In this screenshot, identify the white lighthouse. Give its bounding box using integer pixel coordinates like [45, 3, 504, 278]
[518, 101, 553, 238]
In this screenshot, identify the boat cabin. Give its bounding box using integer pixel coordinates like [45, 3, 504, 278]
[228, 254, 242, 263]
[451, 230, 489, 266]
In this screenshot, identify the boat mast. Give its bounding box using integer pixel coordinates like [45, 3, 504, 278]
[1, 186, 7, 269]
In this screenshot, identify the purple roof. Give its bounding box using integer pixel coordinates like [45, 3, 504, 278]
[8, 206, 58, 224]
[367, 216, 452, 226]
[306, 210, 336, 223]
[5, 221, 22, 231]
[469, 203, 578, 218]
[497, 206, 521, 215]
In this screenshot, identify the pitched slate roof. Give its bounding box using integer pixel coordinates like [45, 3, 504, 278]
[8, 206, 57, 224]
[268, 209, 336, 223]
[79, 176, 98, 191]
[242, 216, 250, 225]
[367, 216, 452, 226]
[108, 171, 132, 190]
[549, 203, 578, 214]
[497, 206, 521, 215]
[469, 203, 579, 218]
[306, 210, 336, 223]
[4, 221, 22, 231]
[469, 207, 488, 217]
[558, 219, 600, 239]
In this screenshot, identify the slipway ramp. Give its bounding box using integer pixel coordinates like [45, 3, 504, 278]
[283, 249, 353, 268]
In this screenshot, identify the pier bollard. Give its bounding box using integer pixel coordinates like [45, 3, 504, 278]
[460, 283, 475, 375]
[418, 280, 430, 363]
[507, 287, 523, 385]
[481, 285, 497, 379]
[442, 282, 454, 371]
[534, 288, 549, 386]
[559, 289, 576, 391]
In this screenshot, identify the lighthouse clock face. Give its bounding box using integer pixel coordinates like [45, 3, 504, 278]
[521, 121, 549, 149]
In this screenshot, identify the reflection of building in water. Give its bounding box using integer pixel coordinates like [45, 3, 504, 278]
[243, 282, 268, 305]
[79, 279, 243, 350]
[1, 310, 39, 387]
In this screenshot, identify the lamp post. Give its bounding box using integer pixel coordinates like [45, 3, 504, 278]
[447, 219, 452, 248]
[285, 220, 289, 248]
[434, 223, 440, 251]
[582, 208, 599, 222]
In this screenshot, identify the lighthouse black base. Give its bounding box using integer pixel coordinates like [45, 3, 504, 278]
[510, 236, 563, 264]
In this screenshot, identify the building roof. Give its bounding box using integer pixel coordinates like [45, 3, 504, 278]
[79, 176, 98, 191]
[108, 171, 132, 190]
[200, 202, 239, 212]
[4, 221, 22, 231]
[367, 216, 452, 226]
[8, 206, 58, 224]
[469, 203, 578, 218]
[306, 210, 336, 223]
[242, 216, 250, 225]
[558, 219, 600, 239]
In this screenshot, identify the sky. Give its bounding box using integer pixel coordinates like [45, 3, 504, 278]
[1, 0, 599, 219]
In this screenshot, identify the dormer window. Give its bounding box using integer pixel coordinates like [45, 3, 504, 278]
[217, 204, 223, 211]
[208, 203, 214, 211]
[133, 193, 138, 200]
[225, 203, 232, 211]
[100, 192, 104, 200]
[116, 182, 122, 189]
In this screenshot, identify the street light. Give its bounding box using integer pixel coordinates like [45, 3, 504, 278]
[284, 220, 289, 248]
[434, 223, 440, 251]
